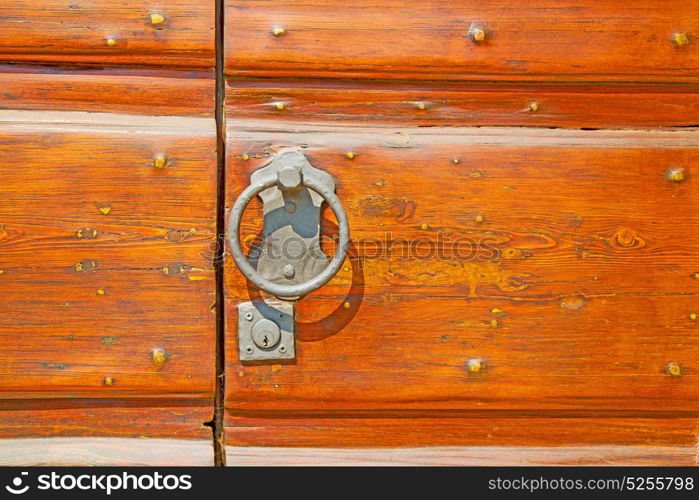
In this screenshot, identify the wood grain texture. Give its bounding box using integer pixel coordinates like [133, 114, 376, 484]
[0, 438, 213, 466]
[0, 1, 214, 68]
[0, 69, 214, 116]
[226, 413, 699, 449]
[0, 111, 216, 403]
[227, 446, 697, 466]
[228, 81, 699, 129]
[225, 0, 699, 83]
[226, 414, 699, 464]
[0, 400, 211, 440]
[219, 0, 699, 463]
[225, 122, 699, 416]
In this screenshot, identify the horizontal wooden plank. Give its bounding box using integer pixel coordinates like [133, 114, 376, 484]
[0, 110, 217, 266]
[226, 445, 696, 466]
[228, 81, 699, 129]
[0, 438, 212, 466]
[0, 69, 213, 116]
[225, 0, 699, 83]
[0, 1, 214, 68]
[226, 414, 698, 464]
[0, 111, 216, 399]
[225, 122, 699, 413]
[0, 221, 214, 270]
[0, 269, 214, 398]
[0, 399, 212, 440]
[226, 295, 699, 410]
[0, 397, 213, 463]
[225, 120, 699, 148]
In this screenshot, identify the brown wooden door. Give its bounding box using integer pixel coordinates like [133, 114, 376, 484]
[1, 0, 698, 467]
[0, 1, 217, 465]
[223, 0, 699, 465]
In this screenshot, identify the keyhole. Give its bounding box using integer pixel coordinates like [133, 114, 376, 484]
[250, 319, 281, 350]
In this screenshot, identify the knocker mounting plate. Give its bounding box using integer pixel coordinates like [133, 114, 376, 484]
[249, 150, 335, 301]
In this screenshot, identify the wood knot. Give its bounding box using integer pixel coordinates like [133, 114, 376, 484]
[165, 228, 197, 242]
[358, 195, 416, 222]
[502, 247, 530, 260]
[610, 227, 645, 249]
[560, 294, 587, 310]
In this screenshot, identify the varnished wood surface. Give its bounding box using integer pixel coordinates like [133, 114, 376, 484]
[0, 438, 213, 466]
[0, 400, 212, 439]
[0, 1, 214, 69]
[0, 111, 216, 404]
[225, 0, 699, 83]
[0, 69, 213, 116]
[226, 413, 699, 449]
[227, 446, 697, 466]
[224, 123, 699, 421]
[0, 0, 215, 461]
[228, 81, 699, 129]
[0, 0, 695, 465]
[226, 410, 699, 463]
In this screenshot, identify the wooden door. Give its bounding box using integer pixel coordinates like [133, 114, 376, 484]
[0, 1, 217, 465]
[223, 0, 699, 465]
[1, 0, 698, 467]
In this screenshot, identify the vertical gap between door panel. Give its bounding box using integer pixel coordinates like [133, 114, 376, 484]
[212, 0, 227, 467]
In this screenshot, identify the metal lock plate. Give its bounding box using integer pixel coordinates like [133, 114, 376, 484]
[238, 300, 294, 362]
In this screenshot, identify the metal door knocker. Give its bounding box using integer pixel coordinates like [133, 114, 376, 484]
[228, 149, 350, 361]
